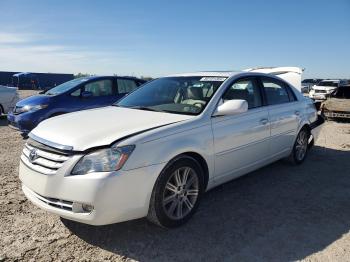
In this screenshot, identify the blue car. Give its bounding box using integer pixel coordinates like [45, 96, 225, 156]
[7, 76, 146, 135]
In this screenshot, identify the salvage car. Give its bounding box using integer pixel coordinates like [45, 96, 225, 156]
[309, 79, 347, 101]
[7, 76, 146, 135]
[19, 71, 323, 228]
[321, 82, 350, 120]
[0, 85, 19, 115]
[301, 78, 322, 94]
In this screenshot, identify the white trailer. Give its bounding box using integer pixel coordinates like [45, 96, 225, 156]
[244, 67, 303, 92]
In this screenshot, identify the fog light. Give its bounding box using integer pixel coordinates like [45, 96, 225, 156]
[82, 204, 94, 212]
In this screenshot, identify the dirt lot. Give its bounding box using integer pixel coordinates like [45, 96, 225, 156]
[1, 91, 350, 261]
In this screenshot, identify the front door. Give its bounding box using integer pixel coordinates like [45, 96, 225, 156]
[211, 77, 270, 184]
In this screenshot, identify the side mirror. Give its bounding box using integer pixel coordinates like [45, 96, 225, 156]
[81, 91, 93, 98]
[213, 99, 248, 116]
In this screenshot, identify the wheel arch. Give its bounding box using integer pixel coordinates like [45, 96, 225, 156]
[295, 122, 312, 148]
[161, 151, 210, 191]
[49, 111, 66, 118]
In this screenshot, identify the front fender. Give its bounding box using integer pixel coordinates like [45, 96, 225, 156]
[122, 123, 215, 181]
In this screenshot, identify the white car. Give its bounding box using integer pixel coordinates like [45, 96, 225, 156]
[0, 85, 19, 115]
[309, 79, 346, 101]
[19, 71, 323, 228]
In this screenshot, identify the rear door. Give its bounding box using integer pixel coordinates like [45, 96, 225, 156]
[211, 77, 270, 184]
[259, 76, 301, 157]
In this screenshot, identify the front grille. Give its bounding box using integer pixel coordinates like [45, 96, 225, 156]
[314, 89, 326, 93]
[21, 142, 70, 175]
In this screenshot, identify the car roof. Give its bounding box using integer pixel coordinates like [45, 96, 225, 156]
[167, 71, 242, 77]
[78, 75, 143, 81]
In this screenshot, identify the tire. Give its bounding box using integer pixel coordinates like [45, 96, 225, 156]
[287, 127, 310, 165]
[147, 155, 205, 228]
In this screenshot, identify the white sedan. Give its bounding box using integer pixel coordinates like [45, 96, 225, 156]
[0, 85, 19, 115]
[19, 71, 323, 228]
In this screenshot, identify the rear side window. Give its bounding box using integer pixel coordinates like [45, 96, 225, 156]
[117, 79, 138, 94]
[84, 80, 113, 97]
[261, 77, 292, 105]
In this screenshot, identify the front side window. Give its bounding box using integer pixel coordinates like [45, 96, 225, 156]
[117, 79, 138, 94]
[70, 88, 81, 97]
[261, 77, 291, 105]
[84, 80, 113, 97]
[45, 78, 89, 96]
[223, 78, 262, 109]
[116, 76, 226, 115]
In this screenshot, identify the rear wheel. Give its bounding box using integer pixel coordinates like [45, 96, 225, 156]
[147, 156, 204, 228]
[288, 127, 309, 165]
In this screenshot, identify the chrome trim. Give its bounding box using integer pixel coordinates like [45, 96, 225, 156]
[20, 156, 57, 175]
[28, 133, 73, 151]
[23, 185, 73, 211]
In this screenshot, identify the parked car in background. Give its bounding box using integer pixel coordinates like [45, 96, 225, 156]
[0, 85, 20, 115]
[301, 78, 322, 94]
[321, 81, 350, 120]
[19, 70, 323, 228]
[309, 79, 347, 101]
[7, 76, 146, 135]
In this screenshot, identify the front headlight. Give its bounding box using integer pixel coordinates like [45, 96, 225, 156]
[18, 104, 48, 113]
[71, 145, 135, 176]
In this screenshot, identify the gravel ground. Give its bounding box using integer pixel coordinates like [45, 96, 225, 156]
[1, 91, 350, 261]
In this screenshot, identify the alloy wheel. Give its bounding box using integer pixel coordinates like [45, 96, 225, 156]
[295, 130, 308, 161]
[162, 167, 199, 220]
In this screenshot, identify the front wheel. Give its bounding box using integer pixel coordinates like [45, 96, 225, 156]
[288, 127, 310, 165]
[147, 156, 204, 228]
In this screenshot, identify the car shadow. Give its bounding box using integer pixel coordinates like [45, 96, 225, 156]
[63, 145, 350, 261]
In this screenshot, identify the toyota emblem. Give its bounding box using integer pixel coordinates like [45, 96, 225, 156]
[29, 149, 38, 162]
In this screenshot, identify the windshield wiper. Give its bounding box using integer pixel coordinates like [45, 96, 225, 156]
[128, 106, 163, 112]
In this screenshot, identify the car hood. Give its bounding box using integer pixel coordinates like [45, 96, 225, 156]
[322, 98, 350, 112]
[30, 106, 193, 151]
[16, 95, 50, 107]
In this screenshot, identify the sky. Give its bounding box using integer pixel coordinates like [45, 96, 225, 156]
[0, 0, 349, 79]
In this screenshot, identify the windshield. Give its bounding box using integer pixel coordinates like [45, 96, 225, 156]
[318, 81, 338, 87]
[116, 76, 226, 115]
[45, 78, 89, 95]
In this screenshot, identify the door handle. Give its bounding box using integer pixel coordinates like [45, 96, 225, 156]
[295, 111, 300, 116]
[260, 118, 268, 125]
